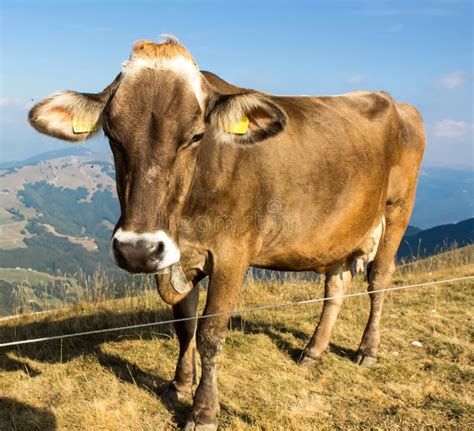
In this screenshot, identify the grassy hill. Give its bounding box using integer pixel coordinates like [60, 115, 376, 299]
[0, 246, 472, 429]
[0, 268, 85, 317]
[0, 266, 154, 318]
[0, 148, 120, 276]
[0, 181, 119, 275]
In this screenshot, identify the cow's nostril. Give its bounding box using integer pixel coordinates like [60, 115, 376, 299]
[156, 241, 165, 256]
[112, 238, 125, 262]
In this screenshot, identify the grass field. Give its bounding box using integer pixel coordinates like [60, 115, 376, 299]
[0, 268, 80, 287]
[0, 247, 473, 430]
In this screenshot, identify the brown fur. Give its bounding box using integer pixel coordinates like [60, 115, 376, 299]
[28, 40, 425, 430]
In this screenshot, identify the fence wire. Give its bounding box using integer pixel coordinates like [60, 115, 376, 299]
[0, 276, 472, 348]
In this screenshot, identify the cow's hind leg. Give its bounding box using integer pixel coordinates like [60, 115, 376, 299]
[299, 265, 352, 366]
[169, 285, 200, 398]
[355, 201, 411, 366]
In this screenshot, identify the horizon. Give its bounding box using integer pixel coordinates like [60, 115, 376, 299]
[1, 0, 473, 167]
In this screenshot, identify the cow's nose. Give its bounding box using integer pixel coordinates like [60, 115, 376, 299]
[113, 238, 164, 270]
[111, 229, 180, 273]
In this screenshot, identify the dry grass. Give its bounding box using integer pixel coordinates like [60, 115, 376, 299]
[0, 247, 473, 430]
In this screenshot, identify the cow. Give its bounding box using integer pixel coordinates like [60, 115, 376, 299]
[28, 37, 425, 430]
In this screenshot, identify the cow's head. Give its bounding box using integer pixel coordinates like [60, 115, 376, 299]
[29, 37, 287, 274]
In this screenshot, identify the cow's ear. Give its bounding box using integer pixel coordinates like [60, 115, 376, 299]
[28, 76, 120, 142]
[206, 92, 287, 144]
[28, 91, 106, 142]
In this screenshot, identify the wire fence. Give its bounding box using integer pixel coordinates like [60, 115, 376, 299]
[0, 276, 472, 348]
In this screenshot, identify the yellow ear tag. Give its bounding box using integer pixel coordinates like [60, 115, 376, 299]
[72, 117, 97, 134]
[226, 115, 249, 134]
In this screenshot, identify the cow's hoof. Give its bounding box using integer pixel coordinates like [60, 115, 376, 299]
[354, 353, 377, 367]
[175, 389, 193, 402]
[163, 386, 192, 403]
[298, 352, 321, 367]
[183, 419, 217, 431]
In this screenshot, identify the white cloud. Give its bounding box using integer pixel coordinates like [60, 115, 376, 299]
[0, 97, 10, 107]
[438, 71, 468, 89]
[433, 119, 473, 138]
[346, 74, 366, 86]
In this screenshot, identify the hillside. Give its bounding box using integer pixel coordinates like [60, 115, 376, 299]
[0, 147, 120, 276]
[398, 218, 474, 261]
[0, 268, 81, 317]
[0, 265, 155, 318]
[403, 225, 423, 237]
[0, 147, 96, 170]
[0, 247, 472, 429]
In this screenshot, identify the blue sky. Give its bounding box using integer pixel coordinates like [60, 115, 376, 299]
[1, 0, 472, 167]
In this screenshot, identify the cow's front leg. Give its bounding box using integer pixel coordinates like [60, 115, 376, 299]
[169, 285, 200, 399]
[185, 259, 246, 430]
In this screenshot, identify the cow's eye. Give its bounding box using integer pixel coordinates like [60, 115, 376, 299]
[189, 133, 204, 144]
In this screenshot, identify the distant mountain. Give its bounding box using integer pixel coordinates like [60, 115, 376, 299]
[398, 218, 474, 261]
[0, 147, 95, 170]
[0, 148, 120, 276]
[404, 225, 423, 237]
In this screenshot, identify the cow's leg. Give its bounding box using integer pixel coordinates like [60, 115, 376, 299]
[355, 202, 411, 366]
[185, 259, 246, 431]
[169, 285, 200, 398]
[299, 265, 352, 365]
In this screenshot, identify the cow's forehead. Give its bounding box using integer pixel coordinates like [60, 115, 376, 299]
[119, 39, 204, 109]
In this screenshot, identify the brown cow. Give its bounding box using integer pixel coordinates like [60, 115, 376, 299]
[28, 37, 425, 430]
